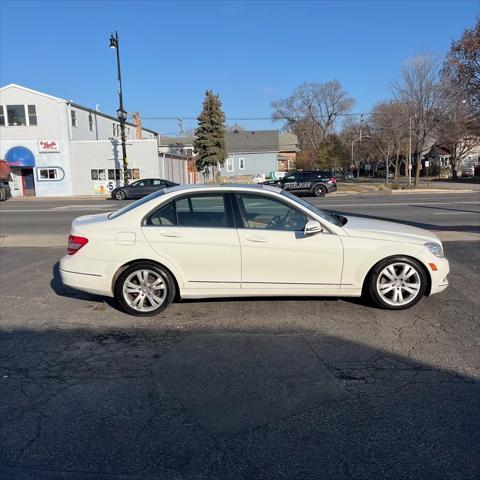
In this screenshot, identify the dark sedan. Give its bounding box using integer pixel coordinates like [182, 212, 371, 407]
[111, 178, 179, 200]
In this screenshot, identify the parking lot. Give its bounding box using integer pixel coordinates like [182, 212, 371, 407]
[1, 192, 479, 479]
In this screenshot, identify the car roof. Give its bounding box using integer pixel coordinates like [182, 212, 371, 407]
[163, 183, 282, 194]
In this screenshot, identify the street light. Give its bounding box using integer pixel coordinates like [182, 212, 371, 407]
[109, 31, 129, 186]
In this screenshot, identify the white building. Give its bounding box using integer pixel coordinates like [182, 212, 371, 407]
[0, 84, 187, 197]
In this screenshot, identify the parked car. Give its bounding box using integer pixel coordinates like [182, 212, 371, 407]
[111, 178, 178, 200]
[61, 184, 449, 316]
[263, 170, 337, 197]
[0, 160, 12, 201]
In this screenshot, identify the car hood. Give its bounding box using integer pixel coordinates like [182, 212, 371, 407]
[342, 215, 441, 245]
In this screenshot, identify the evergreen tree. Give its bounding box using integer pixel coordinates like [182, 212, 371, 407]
[193, 90, 227, 181]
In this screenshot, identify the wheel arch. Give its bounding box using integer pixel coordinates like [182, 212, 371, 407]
[361, 254, 432, 297]
[112, 258, 182, 300]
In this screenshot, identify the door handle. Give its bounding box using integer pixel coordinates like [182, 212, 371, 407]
[245, 236, 268, 243]
[159, 232, 182, 238]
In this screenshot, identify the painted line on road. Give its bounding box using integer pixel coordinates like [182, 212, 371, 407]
[319, 201, 480, 208]
[432, 211, 480, 215]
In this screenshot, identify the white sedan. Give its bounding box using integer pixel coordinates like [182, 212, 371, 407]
[60, 184, 449, 316]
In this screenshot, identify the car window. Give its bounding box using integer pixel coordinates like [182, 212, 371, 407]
[147, 201, 176, 226]
[283, 173, 298, 181]
[133, 180, 148, 187]
[176, 194, 230, 228]
[237, 193, 308, 232]
[109, 190, 167, 220]
[152, 179, 165, 187]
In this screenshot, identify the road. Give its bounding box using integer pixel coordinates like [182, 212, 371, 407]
[0, 192, 479, 479]
[1, 191, 479, 242]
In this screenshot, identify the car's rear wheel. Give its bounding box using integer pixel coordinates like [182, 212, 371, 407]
[367, 257, 427, 310]
[115, 190, 127, 200]
[313, 184, 327, 197]
[0, 187, 5, 201]
[115, 262, 176, 316]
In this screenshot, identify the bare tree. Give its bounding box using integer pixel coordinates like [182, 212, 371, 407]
[225, 123, 246, 132]
[393, 54, 442, 186]
[271, 80, 354, 163]
[437, 79, 479, 178]
[442, 18, 480, 119]
[369, 101, 410, 182]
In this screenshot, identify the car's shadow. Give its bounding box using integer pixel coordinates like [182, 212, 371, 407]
[50, 261, 370, 312]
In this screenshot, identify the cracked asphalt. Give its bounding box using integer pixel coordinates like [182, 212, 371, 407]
[0, 194, 479, 479]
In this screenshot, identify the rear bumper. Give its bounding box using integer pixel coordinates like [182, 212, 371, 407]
[60, 255, 114, 297]
[327, 183, 337, 193]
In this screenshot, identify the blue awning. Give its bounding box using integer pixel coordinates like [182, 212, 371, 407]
[5, 146, 35, 167]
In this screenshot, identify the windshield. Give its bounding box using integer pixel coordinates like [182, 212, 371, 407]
[108, 190, 166, 219]
[280, 190, 341, 226]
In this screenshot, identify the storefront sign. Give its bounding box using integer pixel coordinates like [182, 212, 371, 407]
[38, 140, 60, 153]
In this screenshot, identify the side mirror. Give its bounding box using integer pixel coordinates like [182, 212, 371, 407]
[304, 220, 323, 236]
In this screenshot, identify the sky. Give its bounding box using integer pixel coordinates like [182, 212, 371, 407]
[1, 0, 478, 135]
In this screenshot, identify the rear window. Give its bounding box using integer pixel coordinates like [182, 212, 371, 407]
[109, 190, 166, 220]
[146, 193, 232, 228]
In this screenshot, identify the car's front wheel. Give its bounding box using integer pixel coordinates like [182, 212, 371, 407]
[115, 262, 176, 316]
[115, 190, 127, 200]
[367, 257, 427, 310]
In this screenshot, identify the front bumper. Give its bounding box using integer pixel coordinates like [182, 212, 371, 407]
[427, 256, 450, 295]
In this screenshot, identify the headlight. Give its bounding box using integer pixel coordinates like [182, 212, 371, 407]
[425, 242, 444, 258]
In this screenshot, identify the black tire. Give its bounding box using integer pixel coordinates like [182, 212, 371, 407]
[115, 262, 176, 316]
[0, 188, 5, 202]
[312, 184, 327, 197]
[366, 256, 428, 310]
[115, 190, 127, 200]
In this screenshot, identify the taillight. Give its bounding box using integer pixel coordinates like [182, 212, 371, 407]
[67, 235, 88, 255]
[330, 177, 337, 184]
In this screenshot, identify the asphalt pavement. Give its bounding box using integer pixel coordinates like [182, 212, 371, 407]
[0, 191, 479, 479]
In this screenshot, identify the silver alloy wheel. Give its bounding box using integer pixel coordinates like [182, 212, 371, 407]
[376, 262, 422, 307]
[122, 269, 167, 312]
[115, 190, 125, 200]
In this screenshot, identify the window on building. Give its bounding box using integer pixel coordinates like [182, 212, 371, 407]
[226, 157, 234, 172]
[239, 157, 246, 170]
[88, 113, 93, 131]
[39, 169, 57, 180]
[91, 169, 99, 180]
[7, 105, 27, 126]
[108, 169, 122, 180]
[0, 106, 5, 126]
[71, 110, 77, 127]
[98, 169, 106, 180]
[27, 105, 37, 126]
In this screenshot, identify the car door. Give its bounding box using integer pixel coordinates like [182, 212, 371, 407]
[234, 193, 343, 290]
[128, 179, 149, 198]
[282, 173, 311, 192]
[142, 192, 241, 289]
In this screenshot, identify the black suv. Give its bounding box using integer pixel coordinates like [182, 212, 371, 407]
[264, 171, 337, 197]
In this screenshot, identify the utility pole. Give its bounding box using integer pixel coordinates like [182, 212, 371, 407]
[109, 31, 129, 186]
[177, 118, 184, 137]
[408, 115, 412, 186]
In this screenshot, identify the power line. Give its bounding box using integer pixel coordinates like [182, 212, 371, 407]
[139, 112, 372, 121]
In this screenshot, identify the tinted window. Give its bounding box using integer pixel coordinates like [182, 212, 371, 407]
[283, 173, 299, 181]
[176, 194, 229, 228]
[147, 201, 176, 226]
[237, 193, 308, 232]
[152, 179, 166, 187]
[132, 180, 148, 187]
[109, 190, 167, 220]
